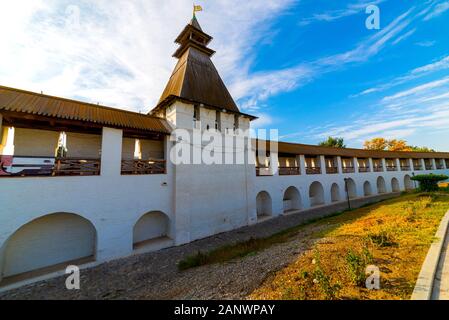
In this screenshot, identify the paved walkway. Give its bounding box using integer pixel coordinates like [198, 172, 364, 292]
[0, 193, 398, 300]
[432, 225, 449, 300]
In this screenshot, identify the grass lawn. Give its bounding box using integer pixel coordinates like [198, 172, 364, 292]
[249, 192, 449, 300]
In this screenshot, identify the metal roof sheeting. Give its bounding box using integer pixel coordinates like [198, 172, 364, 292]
[254, 140, 449, 159]
[0, 86, 171, 134]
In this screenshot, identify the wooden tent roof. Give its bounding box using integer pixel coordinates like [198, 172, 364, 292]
[152, 17, 256, 120]
[0, 86, 171, 135]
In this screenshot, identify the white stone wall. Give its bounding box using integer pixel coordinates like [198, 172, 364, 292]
[1, 104, 449, 285]
[0, 127, 173, 280]
[254, 156, 449, 218]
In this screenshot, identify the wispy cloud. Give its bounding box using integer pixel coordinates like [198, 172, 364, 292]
[415, 40, 436, 47]
[353, 55, 449, 97]
[299, 0, 386, 26]
[424, 1, 449, 20]
[293, 76, 449, 146]
[0, 0, 296, 112]
[234, 6, 418, 111]
[382, 76, 449, 102]
[392, 28, 416, 45]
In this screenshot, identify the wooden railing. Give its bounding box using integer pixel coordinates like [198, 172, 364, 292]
[279, 167, 300, 176]
[256, 167, 271, 176]
[386, 166, 397, 172]
[306, 167, 321, 175]
[54, 158, 101, 176]
[121, 159, 166, 175]
[414, 164, 423, 170]
[437, 164, 445, 170]
[400, 166, 410, 171]
[373, 166, 383, 172]
[358, 167, 370, 173]
[0, 156, 101, 177]
[425, 165, 433, 170]
[326, 167, 338, 174]
[342, 167, 355, 173]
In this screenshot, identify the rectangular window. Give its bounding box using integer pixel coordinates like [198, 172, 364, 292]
[234, 115, 239, 132]
[193, 105, 201, 130]
[215, 110, 221, 131]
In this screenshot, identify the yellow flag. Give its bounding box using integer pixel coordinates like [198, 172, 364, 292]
[194, 5, 203, 13]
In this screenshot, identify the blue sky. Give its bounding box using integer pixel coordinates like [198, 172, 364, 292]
[1, 1, 449, 150]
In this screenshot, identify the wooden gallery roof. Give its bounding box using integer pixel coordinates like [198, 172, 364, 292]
[0, 86, 171, 136]
[254, 140, 449, 159]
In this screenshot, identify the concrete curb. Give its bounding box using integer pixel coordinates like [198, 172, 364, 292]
[411, 209, 449, 300]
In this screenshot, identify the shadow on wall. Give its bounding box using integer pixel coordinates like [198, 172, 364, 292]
[133, 211, 171, 249]
[0, 213, 97, 282]
[283, 186, 302, 213]
[257, 191, 272, 218]
[309, 181, 325, 207]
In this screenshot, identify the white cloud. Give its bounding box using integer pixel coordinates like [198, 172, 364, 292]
[382, 77, 449, 102]
[424, 1, 449, 20]
[354, 55, 449, 97]
[392, 28, 416, 45]
[411, 55, 449, 74]
[293, 75, 449, 147]
[415, 40, 436, 47]
[0, 0, 295, 112]
[234, 6, 419, 112]
[299, 0, 386, 25]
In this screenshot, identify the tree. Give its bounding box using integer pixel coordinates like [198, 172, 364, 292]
[363, 138, 388, 150]
[411, 174, 448, 192]
[409, 146, 436, 152]
[318, 137, 346, 148]
[363, 138, 436, 152]
[387, 139, 412, 152]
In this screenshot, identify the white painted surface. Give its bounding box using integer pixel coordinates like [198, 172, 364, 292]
[2, 213, 96, 277]
[133, 211, 170, 244]
[1, 103, 449, 286]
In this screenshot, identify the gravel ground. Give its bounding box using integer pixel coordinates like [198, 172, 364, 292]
[0, 193, 398, 300]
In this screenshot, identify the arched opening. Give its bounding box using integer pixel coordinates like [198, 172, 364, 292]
[331, 183, 341, 202]
[1, 213, 96, 280]
[404, 175, 414, 190]
[133, 211, 171, 249]
[377, 177, 387, 194]
[345, 178, 357, 199]
[309, 182, 325, 207]
[363, 181, 373, 196]
[391, 178, 400, 192]
[257, 191, 272, 218]
[283, 186, 302, 213]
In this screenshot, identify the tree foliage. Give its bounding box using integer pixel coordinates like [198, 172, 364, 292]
[319, 137, 346, 148]
[363, 137, 435, 152]
[411, 174, 448, 192]
[363, 138, 388, 150]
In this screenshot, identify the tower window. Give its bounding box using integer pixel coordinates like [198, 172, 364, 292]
[193, 105, 200, 129]
[193, 105, 200, 121]
[215, 110, 221, 132]
[234, 115, 239, 133]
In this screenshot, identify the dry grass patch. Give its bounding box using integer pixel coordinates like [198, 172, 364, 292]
[249, 193, 449, 300]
